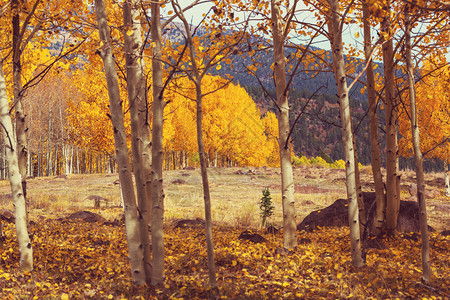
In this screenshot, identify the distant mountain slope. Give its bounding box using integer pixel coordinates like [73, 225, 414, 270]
[162, 25, 382, 163]
[163, 21, 382, 102]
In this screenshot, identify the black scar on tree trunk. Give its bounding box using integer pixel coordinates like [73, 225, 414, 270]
[297, 192, 434, 234]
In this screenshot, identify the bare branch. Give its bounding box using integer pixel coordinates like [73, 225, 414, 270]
[243, 63, 279, 112]
[285, 85, 324, 149]
[423, 137, 450, 157]
[0, 121, 14, 151]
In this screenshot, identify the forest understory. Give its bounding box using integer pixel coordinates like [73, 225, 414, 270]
[0, 166, 449, 299]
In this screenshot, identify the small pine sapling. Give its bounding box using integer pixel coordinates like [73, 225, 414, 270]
[260, 188, 274, 228]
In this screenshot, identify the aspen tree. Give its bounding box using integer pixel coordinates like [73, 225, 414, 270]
[0, 59, 33, 272]
[11, 0, 32, 198]
[171, 0, 218, 288]
[123, 0, 152, 283]
[94, 0, 146, 285]
[150, 1, 165, 286]
[381, 0, 400, 232]
[362, 0, 385, 235]
[404, 5, 431, 281]
[327, 0, 364, 267]
[271, 0, 298, 250]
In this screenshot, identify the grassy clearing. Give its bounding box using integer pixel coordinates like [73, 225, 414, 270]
[1, 166, 448, 231]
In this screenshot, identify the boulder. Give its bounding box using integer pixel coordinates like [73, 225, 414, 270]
[297, 192, 434, 233]
[66, 211, 106, 223]
[0, 209, 15, 222]
[238, 230, 267, 243]
[173, 218, 205, 229]
[171, 179, 187, 185]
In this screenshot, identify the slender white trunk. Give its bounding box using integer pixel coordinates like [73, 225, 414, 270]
[0, 59, 33, 271]
[76, 147, 80, 174]
[150, 2, 165, 286]
[69, 146, 73, 175]
[12, 0, 28, 197]
[124, 0, 152, 283]
[381, 2, 399, 232]
[65, 145, 72, 175]
[405, 7, 431, 282]
[195, 84, 217, 289]
[94, 0, 146, 285]
[271, 0, 297, 250]
[363, 2, 385, 234]
[327, 0, 363, 267]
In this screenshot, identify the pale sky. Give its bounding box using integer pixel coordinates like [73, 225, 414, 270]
[175, 1, 449, 63]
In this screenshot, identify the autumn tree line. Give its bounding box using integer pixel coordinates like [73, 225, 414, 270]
[0, 0, 449, 290]
[0, 65, 281, 179]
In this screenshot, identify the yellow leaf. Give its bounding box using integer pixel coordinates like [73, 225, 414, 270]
[216, 64, 222, 70]
[126, 29, 133, 36]
[337, 273, 343, 279]
[61, 293, 69, 300]
[355, 32, 360, 38]
[232, 260, 237, 266]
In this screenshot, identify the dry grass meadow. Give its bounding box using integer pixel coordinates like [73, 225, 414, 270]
[1, 165, 449, 232]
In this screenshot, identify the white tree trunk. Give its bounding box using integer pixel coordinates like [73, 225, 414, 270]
[123, 0, 152, 283]
[271, 0, 297, 250]
[12, 0, 28, 198]
[94, 0, 146, 285]
[405, 7, 431, 282]
[381, 2, 399, 232]
[363, 0, 385, 235]
[327, 0, 364, 267]
[150, 2, 165, 286]
[76, 147, 80, 174]
[0, 59, 33, 272]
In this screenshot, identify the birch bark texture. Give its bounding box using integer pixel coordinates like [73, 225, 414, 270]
[94, 0, 146, 285]
[12, 0, 29, 200]
[150, 2, 165, 286]
[271, 0, 297, 250]
[381, 1, 400, 232]
[123, 0, 152, 283]
[327, 0, 364, 267]
[363, 0, 385, 235]
[0, 60, 33, 272]
[404, 7, 431, 282]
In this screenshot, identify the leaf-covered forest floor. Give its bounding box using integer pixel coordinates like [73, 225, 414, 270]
[1, 166, 449, 299]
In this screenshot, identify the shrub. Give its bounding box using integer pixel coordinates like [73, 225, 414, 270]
[293, 155, 310, 166]
[259, 188, 274, 228]
[310, 156, 328, 167]
[331, 159, 346, 169]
